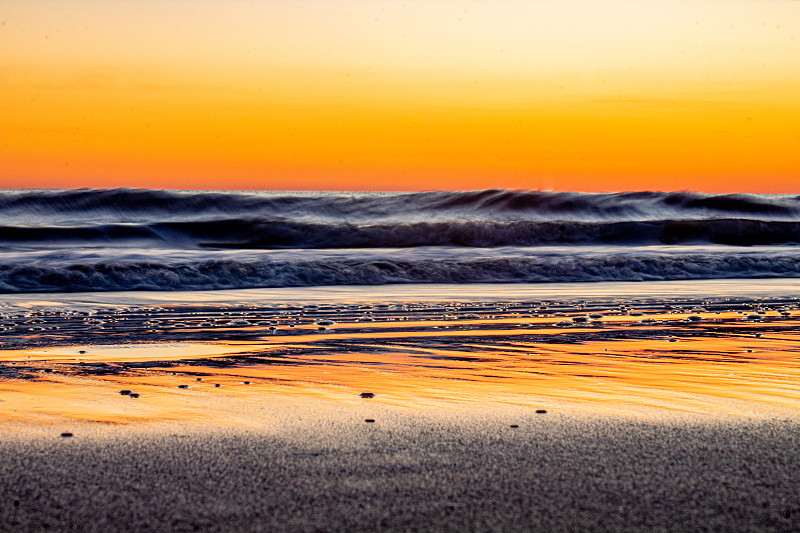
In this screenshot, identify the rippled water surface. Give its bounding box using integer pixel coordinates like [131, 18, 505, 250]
[3, 284, 800, 425]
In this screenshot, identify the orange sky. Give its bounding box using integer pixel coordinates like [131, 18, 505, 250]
[2, 0, 799, 192]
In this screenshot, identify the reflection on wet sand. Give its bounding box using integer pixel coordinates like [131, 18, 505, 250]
[1, 295, 800, 426]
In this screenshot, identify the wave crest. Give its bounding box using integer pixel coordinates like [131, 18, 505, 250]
[2, 188, 799, 222]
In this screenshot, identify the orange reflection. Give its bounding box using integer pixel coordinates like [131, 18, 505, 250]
[2, 310, 799, 426]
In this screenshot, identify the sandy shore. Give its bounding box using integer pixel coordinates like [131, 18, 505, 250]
[1, 409, 799, 532]
[2, 283, 800, 531]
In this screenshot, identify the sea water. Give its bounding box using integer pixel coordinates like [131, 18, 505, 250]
[2, 188, 800, 293]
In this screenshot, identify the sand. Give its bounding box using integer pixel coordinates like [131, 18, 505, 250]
[2, 284, 800, 531]
[1, 411, 799, 532]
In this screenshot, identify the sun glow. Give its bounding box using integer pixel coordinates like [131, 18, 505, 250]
[2, 1, 799, 191]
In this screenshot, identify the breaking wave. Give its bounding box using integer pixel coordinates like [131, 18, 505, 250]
[2, 252, 800, 293]
[2, 188, 800, 223]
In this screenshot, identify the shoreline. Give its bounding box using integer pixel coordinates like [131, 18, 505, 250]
[3, 278, 800, 309]
[3, 287, 800, 422]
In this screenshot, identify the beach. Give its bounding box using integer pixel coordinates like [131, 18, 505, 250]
[2, 281, 800, 531]
[5, 0, 800, 527]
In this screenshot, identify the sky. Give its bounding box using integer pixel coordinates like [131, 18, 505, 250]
[1, 0, 799, 192]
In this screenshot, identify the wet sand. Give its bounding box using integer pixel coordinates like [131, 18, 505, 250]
[2, 285, 800, 531]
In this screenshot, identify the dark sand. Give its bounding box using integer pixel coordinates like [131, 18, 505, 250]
[2, 411, 799, 532]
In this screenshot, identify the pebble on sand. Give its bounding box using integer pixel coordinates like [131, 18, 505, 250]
[129, 393, 140, 398]
[214, 384, 221, 387]
[60, 432, 73, 438]
[243, 381, 251, 385]
[364, 419, 376, 423]
[536, 409, 548, 414]
[119, 389, 132, 395]
[178, 384, 189, 389]
[510, 425, 519, 428]
[360, 392, 375, 398]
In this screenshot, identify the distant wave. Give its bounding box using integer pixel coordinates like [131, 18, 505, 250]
[3, 218, 800, 248]
[2, 253, 800, 293]
[2, 188, 800, 223]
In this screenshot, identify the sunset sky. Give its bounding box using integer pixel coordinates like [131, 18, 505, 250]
[2, 0, 799, 192]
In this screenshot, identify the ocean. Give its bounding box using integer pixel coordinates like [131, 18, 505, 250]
[2, 188, 800, 293]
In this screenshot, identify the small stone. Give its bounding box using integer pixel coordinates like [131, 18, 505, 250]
[178, 385, 189, 389]
[510, 425, 519, 428]
[43, 368, 53, 373]
[119, 389, 132, 395]
[243, 381, 251, 385]
[129, 393, 140, 398]
[535, 409, 547, 414]
[60, 432, 73, 438]
[196, 378, 203, 381]
[78, 350, 86, 354]
[364, 419, 375, 423]
[360, 392, 375, 398]
[13, 500, 19, 507]
[214, 384, 221, 387]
